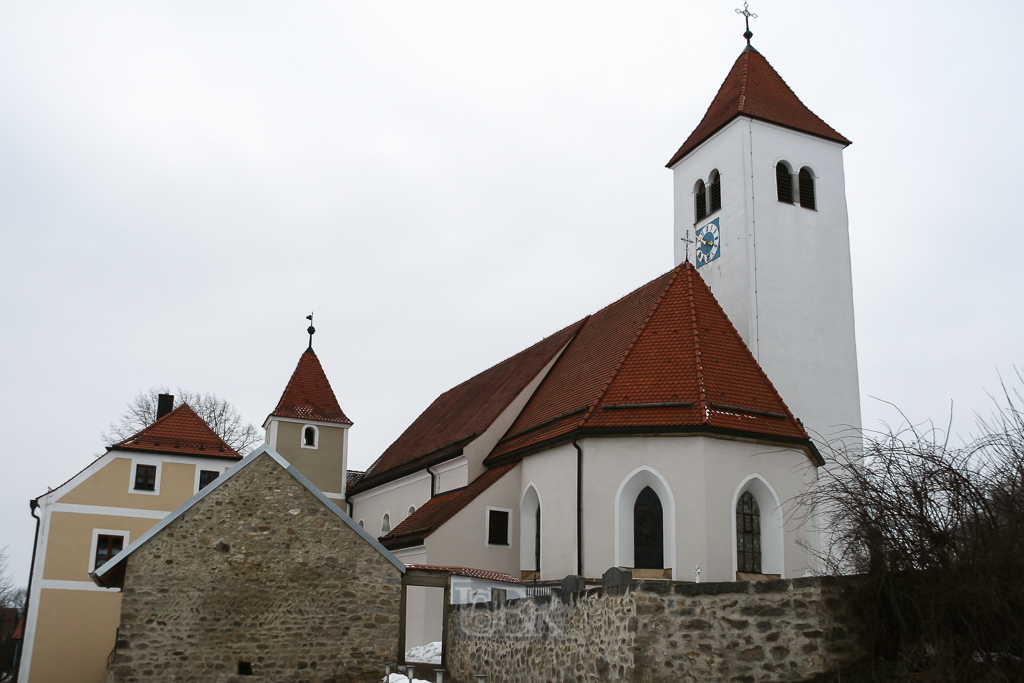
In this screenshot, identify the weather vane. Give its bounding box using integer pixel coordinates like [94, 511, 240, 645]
[306, 312, 315, 350]
[681, 229, 695, 264]
[736, 2, 757, 46]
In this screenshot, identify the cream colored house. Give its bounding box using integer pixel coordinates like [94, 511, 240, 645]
[18, 401, 241, 683]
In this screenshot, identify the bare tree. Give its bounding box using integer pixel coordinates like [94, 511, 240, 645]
[102, 388, 262, 455]
[0, 548, 24, 683]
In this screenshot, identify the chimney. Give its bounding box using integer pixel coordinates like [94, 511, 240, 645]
[156, 394, 175, 420]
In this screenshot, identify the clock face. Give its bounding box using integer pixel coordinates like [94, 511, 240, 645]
[695, 218, 721, 267]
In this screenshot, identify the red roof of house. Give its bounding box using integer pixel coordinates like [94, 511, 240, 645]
[487, 263, 812, 462]
[268, 349, 351, 425]
[351, 322, 583, 493]
[406, 564, 522, 584]
[379, 464, 516, 549]
[666, 46, 850, 167]
[112, 403, 241, 459]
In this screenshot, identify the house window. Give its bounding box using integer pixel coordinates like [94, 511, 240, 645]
[736, 491, 762, 573]
[776, 162, 793, 202]
[708, 170, 721, 213]
[633, 487, 664, 569]
[381, 513, 391, 535]
[301, 425, 318, 448]
[694, 180, 707, 222]
[799, 168, 816, 210]
[487, 508, 511, 546]
[198, 470, 219, 490]
[94, 534, 124, 571]
[134, 464, 156, 491]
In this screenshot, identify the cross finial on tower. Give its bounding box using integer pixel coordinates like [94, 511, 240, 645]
[736, 2, 757, 46]
[306, 312, 315, 351]
[681, 229, 695, 264]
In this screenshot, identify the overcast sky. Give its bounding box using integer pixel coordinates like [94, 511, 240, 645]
[1, 1, 1021, 585]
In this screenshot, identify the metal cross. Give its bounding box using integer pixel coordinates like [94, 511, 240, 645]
[306, 312, 316, 350]
[736, 2, 757, 45]
[681, 230, 695, 263]
[694, 564, 702, 584]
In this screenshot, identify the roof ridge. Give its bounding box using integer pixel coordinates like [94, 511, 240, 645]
[580, 267, 681, 428]
[684, 265, 710, 423]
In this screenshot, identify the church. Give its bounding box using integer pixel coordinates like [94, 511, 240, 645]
[17, 33, 861, 683]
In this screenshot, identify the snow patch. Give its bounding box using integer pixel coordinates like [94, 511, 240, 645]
[404, 640, 442, 665]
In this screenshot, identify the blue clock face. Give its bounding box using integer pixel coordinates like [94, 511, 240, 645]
[695, 218, 721, 267]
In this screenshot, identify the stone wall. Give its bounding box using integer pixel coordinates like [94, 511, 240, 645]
[448, 577, 859, 683]
[108, 453, 402, 683]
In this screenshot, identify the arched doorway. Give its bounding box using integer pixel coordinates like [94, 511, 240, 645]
[633, 487, 664, 569]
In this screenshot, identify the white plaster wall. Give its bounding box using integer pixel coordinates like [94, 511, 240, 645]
[671, 117, 862, 452]
[432, 457, 468, 494]
[349, 471, 432, 538]
[580, 434, 816, 583]
[518, 444, 578, 580]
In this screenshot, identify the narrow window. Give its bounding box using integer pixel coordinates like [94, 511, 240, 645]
[633, 487, 664, 569]
[134, 464, 156, 491]
[303, 426, 316, 447]
[736, 491, 762, 574]
[776, 162, 793, 202]
[534, 505, 541, 572]
[408, 505, 416, 516]
[198, 470, 219, 490]
[488, 510, 510, 546]
[381, 513, 391, 535]
[799, 168, 816, 209]
[358, 519, 365, 528]
[94, 534, 124, 570]
[694, 180, 707, 222]
[708, 171, 721, 213]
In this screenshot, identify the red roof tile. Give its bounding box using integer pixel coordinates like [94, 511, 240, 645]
[487, 263, 812, 462]
[379, 464, 516, 549]
[406, 564, 522, 584]
[112, 403, 241, 459]
[351, 322, 583, 493]
[667, 46, 850, 167]
[268, 349, 351, 425]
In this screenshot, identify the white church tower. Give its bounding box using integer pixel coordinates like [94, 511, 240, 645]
[668, 37, 861, 450]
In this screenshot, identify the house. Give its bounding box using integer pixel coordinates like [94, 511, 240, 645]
[90, 445, 404, 682]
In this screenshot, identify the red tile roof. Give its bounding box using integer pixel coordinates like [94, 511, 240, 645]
[268, 349, 351, 425]
[379, 464, 516, 549]
[406, 564, 522, 584]
[112, 403, 241, 459]
[487, 263, 814, 462]
[667, 46, 850, 167]
[351, 323, 583, 493]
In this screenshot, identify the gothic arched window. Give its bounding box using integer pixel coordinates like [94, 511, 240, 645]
[736, 491, 761, 573]
[381, 513, 391, 535]
[694, 180, 707, 222]
[799, 167, 816, 210]
[633, 487, 664, 569]
[708, 170, 721, 214]
[776, 162, 793, 203]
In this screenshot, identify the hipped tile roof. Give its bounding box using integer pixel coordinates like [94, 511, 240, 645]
[379, 464, 516, 549]
[351, 323, 583, 493]
[667, 46, 850, 167]
[487, 263, 812, 462]
[112, 403, 241, 459]
[268, 349, 351, 425]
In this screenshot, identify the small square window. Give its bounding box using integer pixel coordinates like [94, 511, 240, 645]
[94, 534, 124, 570]
[488, 510, 510, 546]
[198, 470, 219, 490]
[134, 464, 156, 491]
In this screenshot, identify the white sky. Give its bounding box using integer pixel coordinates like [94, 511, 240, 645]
[1, 1, 1021, 586]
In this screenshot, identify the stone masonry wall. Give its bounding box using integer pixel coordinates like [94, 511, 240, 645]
[108, 454, 402, 683]
[448, 577, 859, 683]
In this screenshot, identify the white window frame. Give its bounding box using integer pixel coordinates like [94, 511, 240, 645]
[484, 506, 513, 547]
[300, 424, 319, 449]
[129, 457, 162, 496]
[89, 529, 130, 573]
[193, 464, 232, 494]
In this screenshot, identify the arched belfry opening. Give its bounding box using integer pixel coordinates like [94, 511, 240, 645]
[633, 487, 664, 569]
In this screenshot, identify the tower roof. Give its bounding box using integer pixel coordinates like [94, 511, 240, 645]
[112, 403, 241, 459]
[487, 262, 816, 463]
[267, 349, 351, 425]
[666, 46, 850, 167]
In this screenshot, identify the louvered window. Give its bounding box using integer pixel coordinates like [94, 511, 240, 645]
[776, 163, 793, 202]
[709, 172, 721, 213]
[736, 491, 762, 574]
[694, 181, 707, 222]
[799, 168, 816, 210]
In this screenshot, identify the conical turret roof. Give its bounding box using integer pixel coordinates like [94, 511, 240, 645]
[268, 349, 351, 425]
[667, 46, 850, 167]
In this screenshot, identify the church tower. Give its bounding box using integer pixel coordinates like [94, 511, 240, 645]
[264, 333, 352, 501]
[668, 40, 861, 449]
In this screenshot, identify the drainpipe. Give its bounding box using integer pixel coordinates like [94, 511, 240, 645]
[572, 436, 583, 577]
[427, 465, 438, 498]
[14, 499, 41, 683]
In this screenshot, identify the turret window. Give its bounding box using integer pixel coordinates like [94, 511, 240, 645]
[301, 425, 319, 449]
[694, 180, 707, 222]
[799, 168, 816, 210]
[776, 162, 793, 202]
